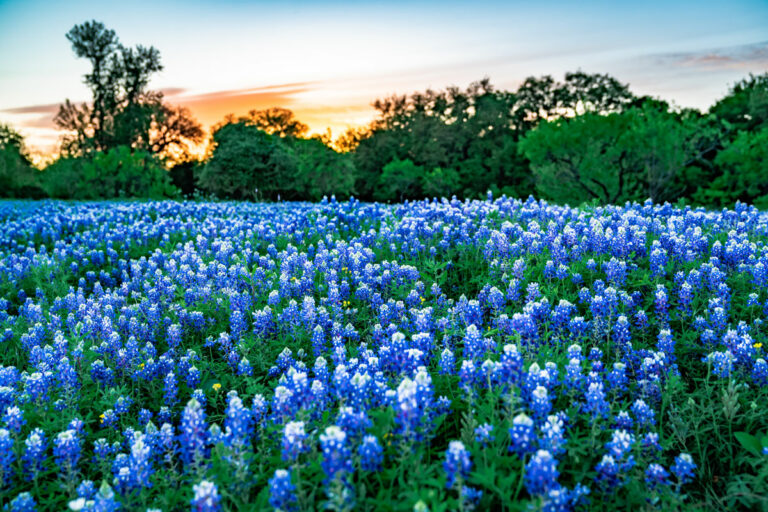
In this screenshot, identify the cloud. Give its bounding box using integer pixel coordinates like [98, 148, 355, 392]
[163, 82, 320, 128]
[0, 80, 377, 155]
[1, 103, 61, 115]
[653, 41, 768, 70]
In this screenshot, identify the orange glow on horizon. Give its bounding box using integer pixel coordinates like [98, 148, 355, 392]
[5, 84, 379, 160]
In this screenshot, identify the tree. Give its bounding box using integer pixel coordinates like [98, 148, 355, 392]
[292, 138, 356, 200]
[513, 71, 635, 131]
[376, 159, 425, 202]
[422, 167, 461, 198]
[0, 123, 27, 156]
[692, 128, 768, 208]
[519, 104, 706, 205]
[354, 78, 532, 201]
[0, 124, 44, 198]
[197, 122, 298, 200]
[148, 104, 205, 159]
[55, 21, 202, 161]
[710, 73, 768, 134]
[244, 107, 309, 138]
[333, 126, 370, 153]
[519, 112, 634, 204]
[41, 146, 177, 199]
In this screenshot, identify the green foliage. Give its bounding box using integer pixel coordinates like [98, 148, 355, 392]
[422, 167, 461, 198]
[375, 158, 425, 201]
[292, 137, 356, 201]
[168, 159, 199, 197]
[513, 71, 636, 131]
[354, 79, 535, 201]
[692, 128, 768, 208]
[55, 20, 202, 161]
[0, 146, 44, 198]
[710, 72, 768, 134]
[0, 124, 45, 198]
[520, 104, 708, 205]
[519, 112, 634, 205]
[42, 146, 177, 199]
[197, 122, 298, 200]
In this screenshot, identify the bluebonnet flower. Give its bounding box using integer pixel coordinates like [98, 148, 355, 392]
[164, 371, 178, 408]
[606, 362, 628, 394]
[394, 368, 434, 441]
[645, 463, 670, 490]
[461, 486, 484, 510]
[23, 428, 46, 481]
[3, 406, 24, 433]
[614, 411, 634, 431]
[657, 329, 675, 360]
[530, 385, 552, 419]
[641, 432, 662, 455]
[606, 430, 634, 460]
[191, 480, 221, 511]
[525, 450, 558, 495]
[53, 428, 81, 477]
[179, 398, 208, 469]
[358, 435, 383, 472]
[167, 323, 182, 348]
[752, 358, 768, 385]
[114, 396, 132, 416]
[127, 432, 153, 490]
[444, 440, 472, 489]
[474, 423, 495, 447]
[320, 426, 353, 484]
[269, 469, 296, 511]
[439, 348, 455, 375]
[612, 316, 631, 349]
[282, 421, 308, 462]
[631, 399, 655, 429]
[509, 413, 536, 457]
[0, 428, 14, 485]
[670, 453, 696, 486]
[8, 492, 36, 512]
[224, 393, 253, 447]
[187, 366, 201, 389]
[595, 455, 621, 491]
[540, 415, 567, 456]
[584, 381, 609, 418]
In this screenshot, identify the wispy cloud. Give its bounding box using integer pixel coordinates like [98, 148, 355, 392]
[1, 103, 60, 115]
[0, 80, 375, 155]
[653, 41, 768, 70]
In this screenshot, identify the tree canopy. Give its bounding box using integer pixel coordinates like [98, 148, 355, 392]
[55, 20, 203, 161]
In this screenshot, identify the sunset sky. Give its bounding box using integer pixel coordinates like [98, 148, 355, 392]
[1, 0, 767, 157]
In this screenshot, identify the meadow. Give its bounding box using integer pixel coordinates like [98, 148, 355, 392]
[0, 196, 767, 511]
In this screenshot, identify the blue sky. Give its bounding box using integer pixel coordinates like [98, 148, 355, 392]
[1, 0, 767, 154]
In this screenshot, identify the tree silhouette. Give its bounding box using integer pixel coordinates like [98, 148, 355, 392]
[55, 20, 202, 160]
[245, 107, 309, 138]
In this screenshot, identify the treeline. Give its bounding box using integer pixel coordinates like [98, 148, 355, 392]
[1, 20, 766, 207]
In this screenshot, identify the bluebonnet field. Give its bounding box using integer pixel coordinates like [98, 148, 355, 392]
[0, 196, 767, 512]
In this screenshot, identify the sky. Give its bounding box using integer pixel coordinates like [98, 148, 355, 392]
[1, 0, 767, 157]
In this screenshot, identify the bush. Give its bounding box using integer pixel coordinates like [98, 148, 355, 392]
[42, 146, 177, 199]
[375, 158, 425, 202]
[292, 138, 357, 201]
[197, 122, 297, 200]
[520, 105, 706, 205]
[693, 128, 768, 208]
[422, 167, 461, 198]
[0, 145, 45, 198]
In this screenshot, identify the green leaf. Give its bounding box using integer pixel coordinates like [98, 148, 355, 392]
[734, 431, 762, 456]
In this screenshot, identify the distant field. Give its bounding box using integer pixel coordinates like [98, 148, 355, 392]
[0, 198, 766, 511]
